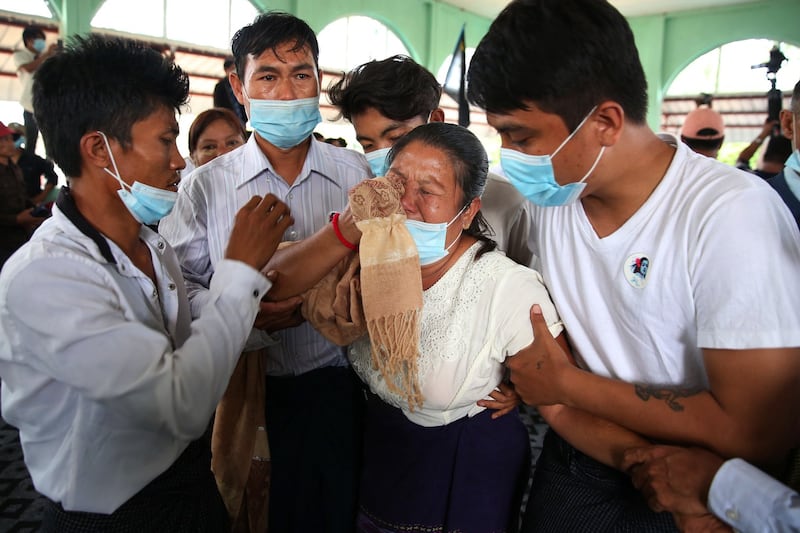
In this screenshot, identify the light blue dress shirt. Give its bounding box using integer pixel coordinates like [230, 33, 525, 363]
[709, 458, 800, 533]
[160, 134, 372, 376]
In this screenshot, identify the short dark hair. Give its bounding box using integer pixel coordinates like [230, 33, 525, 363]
[680, 136, 723, 152]
[33, 35, 189, 177]
[467, 0, 648, 130]
[763, 134, 792, 164]
[223, 56, 235, 70]
[231, 12, 319, 78]
[388, 122, 496, 256]
[188, 107, 247, 155]
[327, 55, 441, 123]
[792, 79, 800, 116]
[22, 25, 45, 43]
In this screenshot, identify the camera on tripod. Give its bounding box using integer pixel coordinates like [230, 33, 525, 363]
[752, 45, 787, 132]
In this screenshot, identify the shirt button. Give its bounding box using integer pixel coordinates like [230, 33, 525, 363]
[157, 241, 165, 250]
[168, 283, 176, 291]
[287, 229, 298, 240]
[287, 193, 293, 200]
[725, 508, 739, 522]
[253, 290, 260, 298]
[152, 289, 157, 298]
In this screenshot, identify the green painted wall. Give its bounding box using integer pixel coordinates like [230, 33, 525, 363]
[252, 0, 491, 73]
[47, 0, 800, 129]
[629, 0, 799, 128]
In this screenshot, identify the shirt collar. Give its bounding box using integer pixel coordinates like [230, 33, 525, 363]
[234, 134, 338, 189]
[55, 186, 165, 265]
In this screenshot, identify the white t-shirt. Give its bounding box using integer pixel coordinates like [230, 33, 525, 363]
[12, 47, 35, 112]
[350, 242, 563, 427]
[526, 133, 800, 388]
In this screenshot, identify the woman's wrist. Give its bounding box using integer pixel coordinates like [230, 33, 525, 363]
[330, 212, 358, 251]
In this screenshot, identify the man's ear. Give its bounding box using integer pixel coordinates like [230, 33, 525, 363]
[780, 109, 794, 142]
[429, 108, 445, 123]
[80, 131, 112, 170]
[229, 70, 245, 106]
[592, 100, 624, 146]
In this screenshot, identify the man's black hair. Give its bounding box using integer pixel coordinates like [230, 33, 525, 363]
[327, 55, 441, 123]
[231, 11, 319, 79]
[467, 0, 648, 130]
[22, 25, 45, 44]
[33, 35, 189, 177]
[223, 56, 235, 70]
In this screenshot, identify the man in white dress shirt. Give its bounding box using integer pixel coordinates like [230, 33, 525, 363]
[159, 12, 372, 533]
[0, 35, 292, 532]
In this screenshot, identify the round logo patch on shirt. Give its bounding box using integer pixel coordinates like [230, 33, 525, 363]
[624, 253, 650, 289]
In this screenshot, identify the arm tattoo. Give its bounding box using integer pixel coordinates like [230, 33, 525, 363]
[634, 384, 703, 412]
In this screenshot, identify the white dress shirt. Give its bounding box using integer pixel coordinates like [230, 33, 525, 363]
[709, 458, 800, 533]
[160, 135, 372, 376]
[0, 196, 270, 513]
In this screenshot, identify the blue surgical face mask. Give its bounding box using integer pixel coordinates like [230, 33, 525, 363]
[365, 147, 391, 177]
[246, 92, 321, 150]
[14, 136, 25, 150]
[404, 206, 467, 266]
[32, 38, 46, 53]
[98, 131, 178, 225]
[500, 106, 604, 207]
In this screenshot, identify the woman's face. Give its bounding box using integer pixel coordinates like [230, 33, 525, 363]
[388, 140, 469, 234]
[191, 118, 245, 166]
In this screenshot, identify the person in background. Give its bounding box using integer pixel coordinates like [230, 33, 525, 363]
[159, 12, 372, 533]
[213, 56, 247, 127]
[467, 0, 800, 531]
[765, 79, 800, 229]
[0, 34, 293, 531]
[188, 107, 247, 169]
[680, 105, 726, 159]
[327, 54, 533, 267]
[8, 122, 58, 205]
[0, 121, 41, 268]
[13, 25, 58, 156]
[736, 118, 792, 180]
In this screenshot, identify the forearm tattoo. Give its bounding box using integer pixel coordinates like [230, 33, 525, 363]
[634, 384, 703, 412]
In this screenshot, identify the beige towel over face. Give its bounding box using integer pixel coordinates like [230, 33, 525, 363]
[349, 176, 424, 409]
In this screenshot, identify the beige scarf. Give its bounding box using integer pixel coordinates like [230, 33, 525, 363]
[349, 176, 424, 409]
[300, 176, 424, 408]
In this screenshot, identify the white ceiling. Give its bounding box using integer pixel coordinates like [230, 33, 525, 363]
[441, 0, 762, 19]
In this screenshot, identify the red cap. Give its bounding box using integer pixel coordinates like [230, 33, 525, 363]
[681, 106, 725, 140]
[0, 121, 14, 138]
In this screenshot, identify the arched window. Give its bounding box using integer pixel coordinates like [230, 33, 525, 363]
[91, 0, 257, 50]
[317, 16, 409, 72]
[0, 0, 53, 18]
[667, 39, 800, 97]
[663, 39, 800, 163]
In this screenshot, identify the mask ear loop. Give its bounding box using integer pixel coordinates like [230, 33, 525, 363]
[578, 145, 606, 184]
[443, 204, 470, 252]
[97, 131, 131, 192]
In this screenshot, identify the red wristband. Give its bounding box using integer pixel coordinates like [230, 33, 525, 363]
[331, 212, 357, 251]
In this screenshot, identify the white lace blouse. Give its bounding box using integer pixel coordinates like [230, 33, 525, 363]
[349, 242, 563, 427]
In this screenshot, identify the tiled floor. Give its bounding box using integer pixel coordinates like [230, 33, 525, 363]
[0, 405, 549, 532]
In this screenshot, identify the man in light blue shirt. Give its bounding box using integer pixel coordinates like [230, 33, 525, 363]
[159, 12, 371, 533]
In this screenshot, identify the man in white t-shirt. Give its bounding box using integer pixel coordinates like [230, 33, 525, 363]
[12, 25, 58, 155]
[468, 0, 800, 531]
